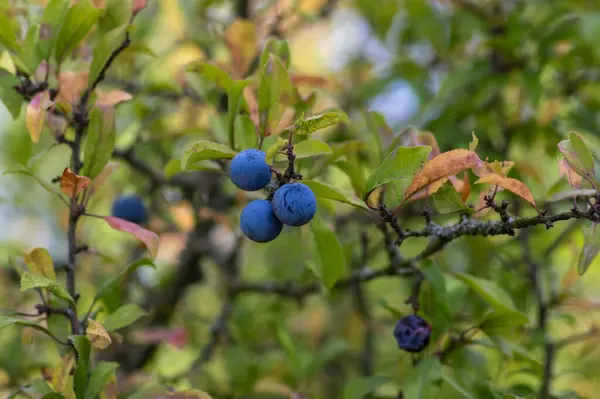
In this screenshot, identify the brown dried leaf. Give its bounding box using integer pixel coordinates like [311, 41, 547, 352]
[473, 160, 515, 177]
[60, 167, 91, 197]
[404, 149, 483, 201]
[475, 173, 538, 210]
[86, 318, 112, 349]
[558, 156, 583, 189]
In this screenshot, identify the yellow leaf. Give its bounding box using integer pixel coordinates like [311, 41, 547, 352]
[100, 374, 118, 399]
[23, 247, 56, 280]
[474, 160, 515, 177]
[26, 91, 51, 143]
[52, 352, 76, 395]
[0, 50, 15, 74]
[21, 327, 34, 345]
[225, 19, 258, 77]
[469, 132, 479, 151]
[86, 319, 112, 349]
[404, 149, 483, 201]
[60, 167, 92, 197]
[474, 173, 538, 210]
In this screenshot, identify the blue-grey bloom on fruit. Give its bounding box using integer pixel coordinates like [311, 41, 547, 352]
[240, 199, 283, 243]
[111, 195, 148, 225]
[229, 149, 272, 191]
[393, 314, 431, 353]
[272, 182, 317, 226]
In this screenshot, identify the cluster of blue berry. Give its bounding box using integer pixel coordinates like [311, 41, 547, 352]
[229, 149, 317, 243]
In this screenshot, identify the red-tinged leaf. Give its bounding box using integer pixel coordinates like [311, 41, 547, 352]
[404, 149, 483, 201]
[96, 90, 133, 107]
[88, 162, 119, 196]
[27, 91, 51, 143]
[474, 173, 538, 210]
[60, 167, 91, 197]
[558, 156, 583, 189]
[460, 172, 471, 202]
[104, 216, 159, 259]
[131, 326, 188, 349]
[558, 133, 596, 183]
[578, 223, 600, 276]
[243, 86, 260, 128]
[133, 0, 148, 14]
[291, 74, 330, 88]
[58, 71, 89, 104]
[225, 19, 258, 77]
[407, 131, 440, 160]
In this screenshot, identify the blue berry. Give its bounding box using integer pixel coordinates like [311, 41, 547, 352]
[272, 183, 317, 227]
[393, 314, 431, 353]
[240, 199, 283, 243]
[229, 149, 272, 191]
[111, 195, 148, 225]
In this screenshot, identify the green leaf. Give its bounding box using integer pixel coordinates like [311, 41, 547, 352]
[259, 37, 291, 69]
[24, 379, 54, 396]
[0, 13, 19, 52]
[164, 158, 181, 179]
[292, 139, 332, 159]
[72, 336, 91, 399]
[81, 106, 116, 179]
[0, 73, 23, 119]
[102, 303, 147, 331]
[275, 326, 301, 381]
[55, 0, 101, 64]
[432, 181, 474, 214]
[95, 258, 155, 302]
[180, 140, 237, 170]
[334, 159, 366, 198]
[364, 146, 431, 200]
[3, 164, 67, 205]
[257, 54, 293, 135]
[442, 367, 476, 399]
[366, 111, 391, 162]
[38, 0, 71, 61]
[186, 61, 234, 92]
[21, 271, 75, 307]
[234, 114, 258, 150]
[0, 315, 65, 344]
[378, 298, 403, 318]
[578, 222, 600, 275]
[307, 339, 348, 376]
[309, 216, 346, 289]
[84, 362, 119, 399]
[479, 311, 528, 338]
[228, 79, 251, 150]
[42, 394, 68, 399]
[18, 24, 42, 74]
[343, 376, 389, 399]
[453, 272, 529, 325]
[265, 137, 288, 162]
[284, 110, 349, 136]
[421, 261, 452, 342]
[98, 0, 132, 32]
[557, 132, 596, 184]
[302, 180, 369, 210]
[89, 25, 128, 87]
[403, 357, 443, 399]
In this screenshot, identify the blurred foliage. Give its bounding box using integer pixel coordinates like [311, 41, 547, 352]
[1, 0, 600, 398]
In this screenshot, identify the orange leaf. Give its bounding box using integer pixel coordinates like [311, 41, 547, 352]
[460, 172, 471, 202]
[26, 91, 51, 143]
[96, 90, 133, 107]
[474, 173, 538, 210]
[88, 162, 119, 196]
[558, 156, 582, 189]
[404, 149, 483, 201]
[104, 216, 159, 259]
[60, 167, 91, 197]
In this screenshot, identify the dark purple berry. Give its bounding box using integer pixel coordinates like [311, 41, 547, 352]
[393, 314, 431, 353]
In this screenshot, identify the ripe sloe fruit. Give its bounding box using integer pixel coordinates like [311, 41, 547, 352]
[111, 195, 148, 225]
[229, 149, 272, 191]
[272, 182, 317, 227]
[393, 314, 431, 353]
[240, 199, 283, 243]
